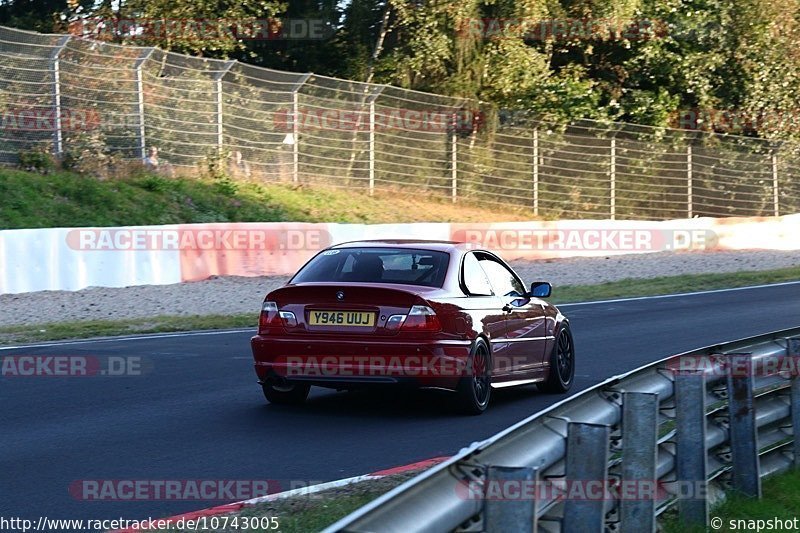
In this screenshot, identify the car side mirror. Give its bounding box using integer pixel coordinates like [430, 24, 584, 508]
[530, 281, 552, 298]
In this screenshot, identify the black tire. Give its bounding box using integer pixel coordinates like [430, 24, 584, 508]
[262, 381, 310, 405]
[538, 324, 575, 394]
[454, 338, 492, 415]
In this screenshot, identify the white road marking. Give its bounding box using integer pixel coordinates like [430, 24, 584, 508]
[557, 280, 800, 308]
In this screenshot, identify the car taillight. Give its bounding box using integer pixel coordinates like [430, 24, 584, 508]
[258, 301, 297, 333]
[388, 305, 441, 332]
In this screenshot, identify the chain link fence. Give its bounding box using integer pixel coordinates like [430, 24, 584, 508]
[1, 24, 799, 220]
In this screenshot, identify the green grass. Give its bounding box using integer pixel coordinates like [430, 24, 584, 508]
[549, 266, 800, 304]
[0, 314, 256, 345]
[2, 267, 798, 346]
[0, 167, 531, 228]
[231, 491, 378, 533]
[662, 469, 800, 532]
[153, 471, 421, 533]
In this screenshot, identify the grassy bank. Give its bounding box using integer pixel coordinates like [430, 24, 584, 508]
[548, 265, 800, 303]
[662, 469, 800, 532]
[0, 167, 530, 228]
[2, 267, 798, 345]
[155, 470, 422, 533]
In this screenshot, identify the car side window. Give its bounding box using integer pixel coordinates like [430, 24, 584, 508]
[477, 255, 525, 297]
[462, 252, 493, 296]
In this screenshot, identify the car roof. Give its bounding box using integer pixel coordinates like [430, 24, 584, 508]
[330, 240, 471, 252]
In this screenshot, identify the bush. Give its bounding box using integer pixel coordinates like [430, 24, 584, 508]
[61, 131, 117, 178]
[140, 174, 170, 192]
[18, 147, 56, 174]
[200, 149, 238, 196]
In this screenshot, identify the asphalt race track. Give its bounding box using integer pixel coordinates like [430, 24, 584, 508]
[3, 282, 800, 525]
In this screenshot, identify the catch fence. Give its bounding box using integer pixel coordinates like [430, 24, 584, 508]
[1, 25, 799, 219]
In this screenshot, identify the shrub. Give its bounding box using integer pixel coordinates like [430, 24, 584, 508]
[18, 147, 56, 174]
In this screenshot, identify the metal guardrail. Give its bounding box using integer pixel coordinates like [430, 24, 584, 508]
[324, 327, 800, 533]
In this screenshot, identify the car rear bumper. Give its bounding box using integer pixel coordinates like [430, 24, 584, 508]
[251, 335, 472, 390]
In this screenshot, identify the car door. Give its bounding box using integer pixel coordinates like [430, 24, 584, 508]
[476, 252, 548, 380]
[460, 252, 510, 375]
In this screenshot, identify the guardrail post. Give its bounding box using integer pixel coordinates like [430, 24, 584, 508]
[620, 392, 659, 533]
[533, 128, 539, 216]
[290, 73, 311, 183]
[484, 466, 538, 533]
[788, 337, 800, 468]
[674, 371, 708, 526]
[726, 353, 761, 497]
[49, 35, 71, 157]
[563, 422, 610, 532]
[134, 48, 155, 161]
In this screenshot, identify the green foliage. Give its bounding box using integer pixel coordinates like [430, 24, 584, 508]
[4, 0, 800, 141]
[18, 147, 56, 174]
[200, 149, 239, 196]
[61, 130, 117, 178]
[64, 0, 286, 57]
[140, 174, 170, 192]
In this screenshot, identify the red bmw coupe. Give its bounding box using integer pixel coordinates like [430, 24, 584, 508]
[250, 240, 574, 414]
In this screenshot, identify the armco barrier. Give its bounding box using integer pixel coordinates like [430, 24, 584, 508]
[1, 214, 798, 294]
[324, 328, 800, 533]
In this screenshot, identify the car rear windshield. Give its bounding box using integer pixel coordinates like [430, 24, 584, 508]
[291, 248, 450, 288]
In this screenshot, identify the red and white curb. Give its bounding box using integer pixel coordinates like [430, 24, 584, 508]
[113, 456, 448, 532]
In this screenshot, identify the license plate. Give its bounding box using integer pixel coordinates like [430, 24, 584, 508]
[309, 310, 376, 327]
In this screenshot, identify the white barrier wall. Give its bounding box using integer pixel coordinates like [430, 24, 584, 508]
[1, 215, 798, 294]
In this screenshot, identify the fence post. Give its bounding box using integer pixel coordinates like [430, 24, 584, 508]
[610, 137, 616, 220]
[788, 337, 800, 468]
[133, 48, 155, 161]
[366, 86, 384, 197]
[772, 151, 780, 216]
[674, 371, 708, 526]
[451, 113, 458, 203]
[49, 35, 71, 157]
[725, 353, 761, 497]
[533, 128, 539, 216]
[484, 466, 538, 533]
[290, 73, 312, 183]
[213, 61, 235, 155]
[620, 392, 659, 533]
[687, 145, 693, 218]
[563, 422, 610, 532]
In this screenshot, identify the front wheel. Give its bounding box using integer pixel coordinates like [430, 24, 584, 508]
[538, 325, 575, 394]
[262, 381, 310, 405]
[454, 338, 492, 415]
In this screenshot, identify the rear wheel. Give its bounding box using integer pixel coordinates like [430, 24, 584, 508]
[538, 325, 575, 393]
[455, 338, 492, 415]
[262, 380, 310, 405]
